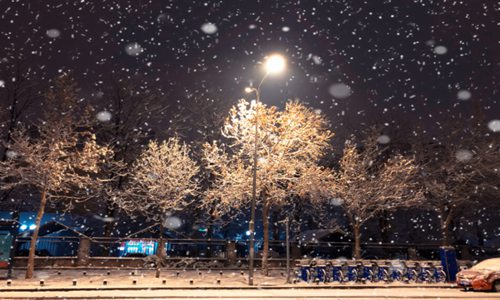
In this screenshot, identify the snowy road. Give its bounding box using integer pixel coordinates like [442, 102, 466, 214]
[1, 288, 500, 300]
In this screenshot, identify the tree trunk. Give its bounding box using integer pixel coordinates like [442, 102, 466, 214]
[261, 200, 270, 276]
[26, 189, 47, 279]
[440, 207, 453, 246]
[353, 223, 361, 260]
[101, 200, 116, 256]
[156, 221, 165, 278]
[378, 212, 390, 243]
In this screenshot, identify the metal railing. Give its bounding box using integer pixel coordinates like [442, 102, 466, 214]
[13, 236, 497, 261]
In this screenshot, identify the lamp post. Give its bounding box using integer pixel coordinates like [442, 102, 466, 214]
[245, 54, 286, 286]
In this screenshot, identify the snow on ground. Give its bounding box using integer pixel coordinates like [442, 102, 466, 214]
[1, 269, 453, 289]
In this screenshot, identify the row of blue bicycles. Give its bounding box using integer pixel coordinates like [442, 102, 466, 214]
[295, 259, 447, 283]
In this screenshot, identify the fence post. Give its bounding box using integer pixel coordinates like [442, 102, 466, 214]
[226, 241, 236, 266]
[76, 237, 91, 266]
[291, 242, 301, 259]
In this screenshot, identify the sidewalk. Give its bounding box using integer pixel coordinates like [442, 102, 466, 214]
[1, 269, 456, 292]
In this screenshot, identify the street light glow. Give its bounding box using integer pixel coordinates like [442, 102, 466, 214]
[244, 87, 253, 93]
[264, 54, 286, 74]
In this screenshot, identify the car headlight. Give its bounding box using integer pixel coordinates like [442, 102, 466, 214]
[474, 274, 488, 281]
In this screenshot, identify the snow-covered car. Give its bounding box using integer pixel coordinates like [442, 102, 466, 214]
[456, 258, 500, 292]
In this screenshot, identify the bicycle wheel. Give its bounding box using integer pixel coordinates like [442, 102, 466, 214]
[409, 270, 418, 283]
[437, 270, 447, 283]
[306, 269, 312, 283]
[321, 269, 328, 283]
[368, 270, 376, 282]
[350, 269, 358, 282]
[381, 269, 389, 282]
[395, 270, 403, 282]
[337, 270, 345, 283]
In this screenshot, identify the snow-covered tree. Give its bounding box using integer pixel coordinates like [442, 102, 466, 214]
[0, 75, 111, 279]
[115, 137, 199, 277]
[333, 132, 422, 259]
[202, 99, 333, 275]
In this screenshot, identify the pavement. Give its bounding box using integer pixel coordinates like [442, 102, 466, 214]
[2, 270, 499, 300]
[0, 269, 459, 291]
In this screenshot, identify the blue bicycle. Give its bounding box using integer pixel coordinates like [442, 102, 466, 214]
[385, 261, 403, 282]
[369, 261, 389, 282]
[339, 262, 358, 282]
[426, 261, 447, 283]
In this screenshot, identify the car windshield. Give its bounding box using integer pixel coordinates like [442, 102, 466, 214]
[471, 259, 500, 271]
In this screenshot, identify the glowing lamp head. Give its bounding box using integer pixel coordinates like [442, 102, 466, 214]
[264, 54, 286, 74]
[244, 87, 254, 93]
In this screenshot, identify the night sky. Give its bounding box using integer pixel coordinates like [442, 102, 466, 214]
[1, 0, 499, 138]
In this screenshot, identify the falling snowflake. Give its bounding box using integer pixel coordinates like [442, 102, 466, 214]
[164, 216, 182, 229]
[329, 83, 352, 99]
[157, 13, 168, 23]
[312, 55, 322, 65]
[201, 22, 218, 34]
[5, 150, 17, 159]
[124, 43, 143, 56]
[487, 120, 500, 132]
[434, 45, 448, 55]
[0, 80, 5, 88]
[46, 29, 61, 38]
[329, 198, 344, 206]
[282, 26, 290, 32]
[376, 135, 391, 144]
[96, 111, 112, 122]
[455, 149, 473, 162]
[457, 90, 471, 101]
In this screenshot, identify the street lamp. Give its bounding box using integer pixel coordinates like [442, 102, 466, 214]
[245, 53, 286, 286]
